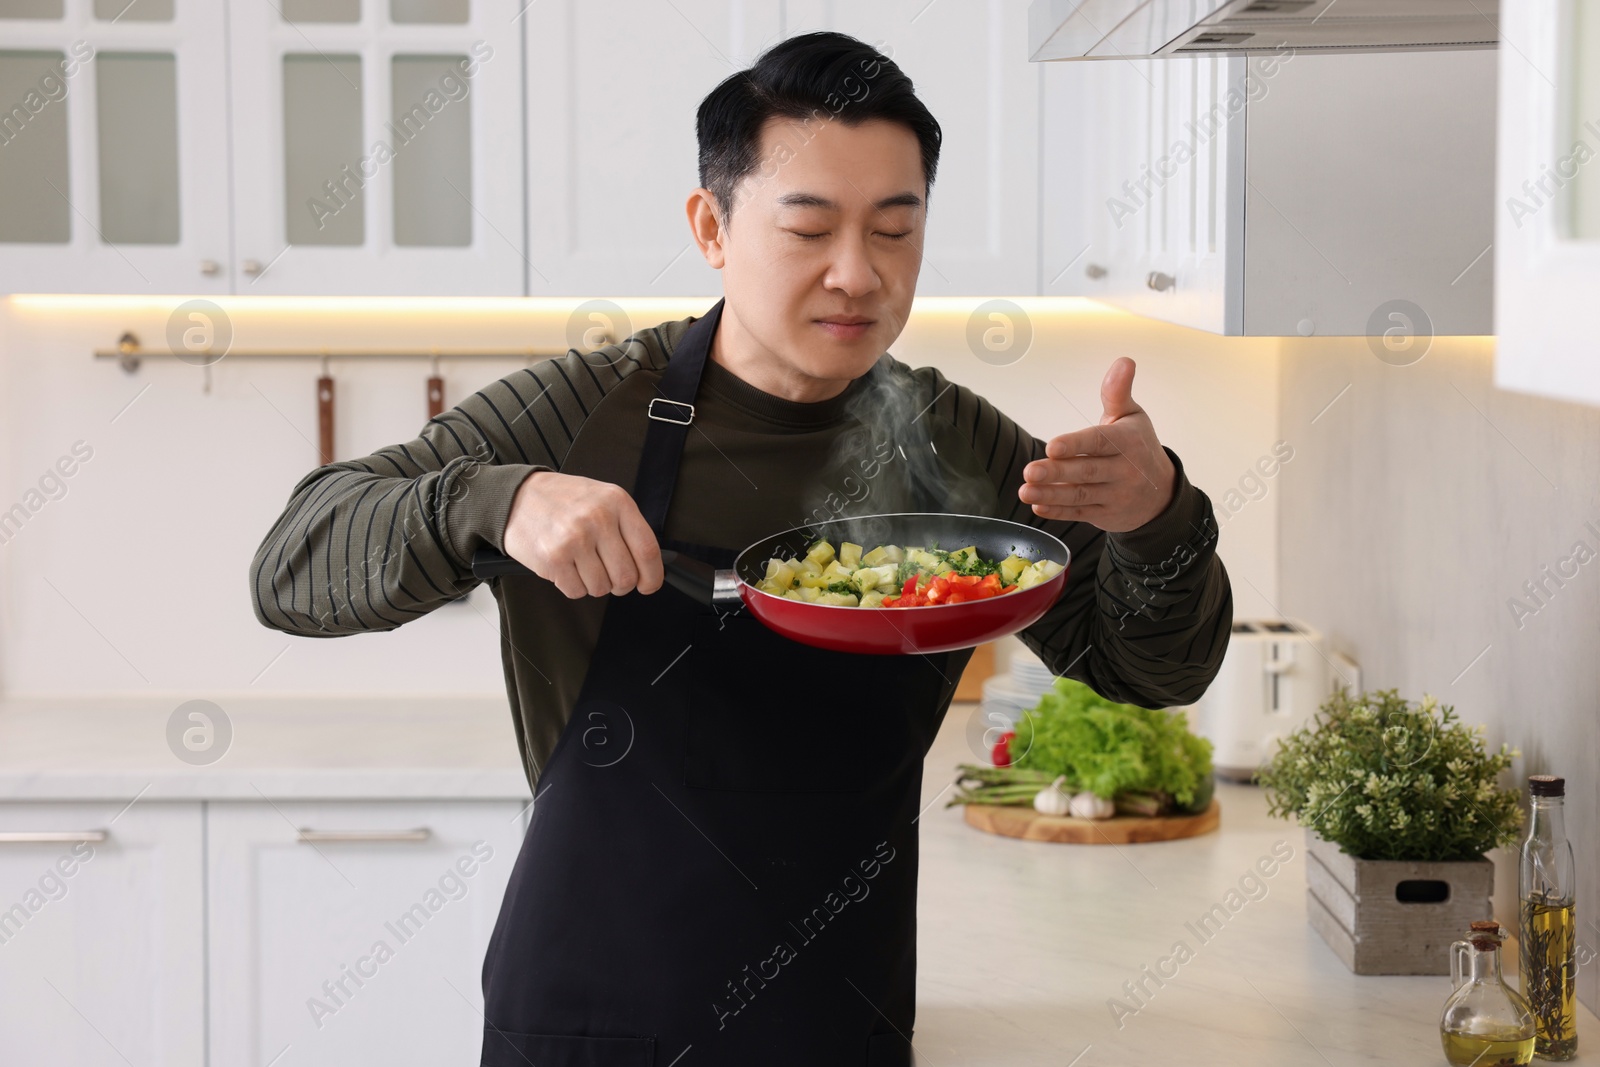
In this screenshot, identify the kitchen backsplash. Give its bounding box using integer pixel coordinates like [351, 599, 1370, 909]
[0, 296, 1279, 697]
[1278, 333, 1600, 1018]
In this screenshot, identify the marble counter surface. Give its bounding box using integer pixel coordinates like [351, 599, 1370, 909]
[0, 694, 531, 800]
[3, 693, 1591, 1064]
[912, 701, 1596, 1066]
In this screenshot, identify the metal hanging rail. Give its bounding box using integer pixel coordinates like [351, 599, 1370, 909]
[93, 331, 611, 374]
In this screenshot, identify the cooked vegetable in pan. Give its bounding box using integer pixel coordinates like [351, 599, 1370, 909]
[753, 539, 1065, 608]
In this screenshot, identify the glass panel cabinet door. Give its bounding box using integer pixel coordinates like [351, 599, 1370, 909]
[1495, 0, 1600, 407]
[228, 0, 523, 295]
[0, 1, 231, 295]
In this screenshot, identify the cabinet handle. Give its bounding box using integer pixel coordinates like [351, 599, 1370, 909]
[1146, 271, 1176, 292]
[1085, 263, 1108, 280]
[199, 259, 220, 276]
[296, 828, 431, 844]
[242, 259, 263, 276]
[0, 830, 108, 843]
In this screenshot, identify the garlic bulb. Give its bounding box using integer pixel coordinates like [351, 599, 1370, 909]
[1069, 790, 1116, 820]
[1033, 775, 1072, 816]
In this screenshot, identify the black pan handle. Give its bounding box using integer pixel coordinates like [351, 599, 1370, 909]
[469, 548, 734, 608]
[470, 549, 529, 579]
[657, 548, 715, 605]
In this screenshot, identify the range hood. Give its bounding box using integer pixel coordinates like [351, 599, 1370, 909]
[1029, 0, 1499, 60]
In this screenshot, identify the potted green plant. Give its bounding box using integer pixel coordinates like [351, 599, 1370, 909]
[1257, 688, 1523, 976]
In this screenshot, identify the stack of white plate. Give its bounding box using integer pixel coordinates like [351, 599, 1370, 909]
[1010, 652, 1057, 694]
[978, 647, 1059, 728]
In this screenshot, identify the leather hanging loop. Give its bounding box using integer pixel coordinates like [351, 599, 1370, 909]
[427, 354, 444, 419]
[317, 354, 335, 465]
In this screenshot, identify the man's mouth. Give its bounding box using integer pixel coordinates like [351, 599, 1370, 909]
[814, 316, 875, 340]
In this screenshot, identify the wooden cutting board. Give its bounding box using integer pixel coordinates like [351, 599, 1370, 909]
[963, 798, 1220, 844]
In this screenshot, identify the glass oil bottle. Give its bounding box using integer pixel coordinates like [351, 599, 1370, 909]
[1519, 774, 1577, 1060]
[1440, 920, 1536, 1066]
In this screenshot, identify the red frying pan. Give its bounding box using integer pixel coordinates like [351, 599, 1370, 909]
[472, 512, 1070, 655]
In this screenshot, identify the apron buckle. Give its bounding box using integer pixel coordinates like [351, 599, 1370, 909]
[647, 397, 695, 425]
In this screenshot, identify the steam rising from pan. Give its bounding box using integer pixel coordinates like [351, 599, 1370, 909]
[797, 355, 1000, 525]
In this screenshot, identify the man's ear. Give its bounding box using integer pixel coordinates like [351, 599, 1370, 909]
[686, 187, 728, 269]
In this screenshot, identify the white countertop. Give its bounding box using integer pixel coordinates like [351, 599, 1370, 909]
[0, 694, 531, 800]
[3, 693, 1593, 1064]
[911, 701, 1598, 1067]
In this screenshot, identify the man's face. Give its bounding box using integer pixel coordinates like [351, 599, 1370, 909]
[701, 116, 926, 390]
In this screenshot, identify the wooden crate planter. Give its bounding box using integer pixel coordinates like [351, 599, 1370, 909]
[1304, 829, 1494, 975]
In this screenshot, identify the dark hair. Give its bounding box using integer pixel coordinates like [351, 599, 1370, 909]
[695, 31, 942, 222]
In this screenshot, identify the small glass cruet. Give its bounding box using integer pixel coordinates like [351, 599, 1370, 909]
[1440, 920, 1537, 1066]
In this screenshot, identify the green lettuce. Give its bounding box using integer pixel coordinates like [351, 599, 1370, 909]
[1010, 678, 1214, 810]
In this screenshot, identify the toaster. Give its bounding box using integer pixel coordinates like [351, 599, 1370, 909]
[1186, 619, 1361, 782]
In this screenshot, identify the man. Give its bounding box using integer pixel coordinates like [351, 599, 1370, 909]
[251, 31, 1231, 1067]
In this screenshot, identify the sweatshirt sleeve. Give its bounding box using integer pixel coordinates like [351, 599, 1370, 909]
[249, 347, 622, 637]
[920, 366, 1233, 708]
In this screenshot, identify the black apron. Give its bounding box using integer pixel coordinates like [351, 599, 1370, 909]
[479, 300, 966, 1067]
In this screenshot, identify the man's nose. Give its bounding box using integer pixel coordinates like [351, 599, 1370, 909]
[823, 234, 881, 297]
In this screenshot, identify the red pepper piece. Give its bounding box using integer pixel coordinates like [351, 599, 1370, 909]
[992, 729, 1016, 767]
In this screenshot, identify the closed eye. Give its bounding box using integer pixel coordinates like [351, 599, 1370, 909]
[877, 231, 911, 240]
[790, 230, 827, 241]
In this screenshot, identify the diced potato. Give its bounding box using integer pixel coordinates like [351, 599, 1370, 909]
[999, 554, 1029, 585]
[906, 548, 940, 569]
[852, 564, 897, 592]
[948, 546, 978, 566]
[1015, 559, 1064, 590]
[859, 591, 887, 608]
[815, 591, 859, 607]
[805, 540, 835, 568]
[821, 560, 854, 582]
[764, 560, 797, 590]
[861, 545, 892, 567]
[798, 571, 833, 589]
[796, 558, 823, 578]
[838, 542, 863, 569]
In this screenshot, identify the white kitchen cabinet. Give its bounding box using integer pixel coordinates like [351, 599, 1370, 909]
[523, 0, 1039, 297]
[1038, 47, 1498, 336]
[226, 0, 525, 295]
[0, 0, 233, 295]
[1048, 53, 1243, 329]
[522, 0, 782, 296]
[788, 0, 1041, 295]
[206, 799, 524, 1067]
[1494, 0, 1600, 407]
[1039, 57, 1103, 297]
[0, 802, 205, 1067]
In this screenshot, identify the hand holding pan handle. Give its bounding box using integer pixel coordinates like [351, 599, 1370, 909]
[469, 549, 740, 607]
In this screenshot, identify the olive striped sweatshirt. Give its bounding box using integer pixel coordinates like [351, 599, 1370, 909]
[250, 310, 1233, 789]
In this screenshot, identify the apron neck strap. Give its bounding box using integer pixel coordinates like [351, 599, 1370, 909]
[634, 301, 942, 535]
[634, 298, 723, 536]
